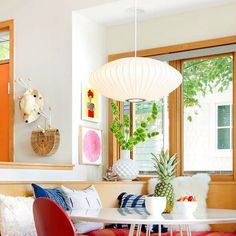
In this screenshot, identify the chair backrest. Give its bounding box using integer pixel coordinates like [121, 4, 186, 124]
[33, 198, 76, 236]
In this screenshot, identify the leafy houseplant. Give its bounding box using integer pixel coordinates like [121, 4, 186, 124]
[151, 150, 178, 213]
[110, 102, 159, 151]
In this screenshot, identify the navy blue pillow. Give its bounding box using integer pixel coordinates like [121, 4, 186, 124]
[117, 192, 168, 233]
[32, 183, 69, 211]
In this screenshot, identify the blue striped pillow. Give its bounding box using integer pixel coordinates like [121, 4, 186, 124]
[119, 193, 146, 208]
[32, 183, 69, 211]
[117, 192, 167, 233]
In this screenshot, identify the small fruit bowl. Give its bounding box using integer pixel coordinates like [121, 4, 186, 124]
[174, 196, 198, 215]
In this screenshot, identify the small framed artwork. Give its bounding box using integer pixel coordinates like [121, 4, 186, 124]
[81, 84, 100, 123]
[80, 126, 102, 165]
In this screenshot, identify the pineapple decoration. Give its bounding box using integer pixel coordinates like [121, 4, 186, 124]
[151, 150, 178, 213]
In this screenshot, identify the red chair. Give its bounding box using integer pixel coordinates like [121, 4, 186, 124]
[33, 197, 77, 236]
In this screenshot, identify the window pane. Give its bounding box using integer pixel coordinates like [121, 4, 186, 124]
[134, 99, 168, 173]
[218, 105, 230, 127]
[183, 55, 233, 174]
[124, 101, 130, 115]
[218, 128, 230, 149]
[0, 31, 9, 60]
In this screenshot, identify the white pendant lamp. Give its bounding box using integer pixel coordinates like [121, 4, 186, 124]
[89, 0, 183, 102]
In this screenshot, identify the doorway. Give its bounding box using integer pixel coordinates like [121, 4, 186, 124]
[0, 20, 14, 162]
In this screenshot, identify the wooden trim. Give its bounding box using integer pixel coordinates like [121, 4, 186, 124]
[0, 180, 147, 184]
[211, 175, 234, 182]
[9, 20, 14, 162]
[108, 35, 236, 61]
[182, 52, 233, 62]
[0, 162, 74, 170]
[0, 59, 9, 65]
[169, 61, 182, 176]
[0, 20, 13, 30]
[108, 99, 120, 167]
[0, 19, 14, 163]
[234, 52, 236, 181]
[130, 102, 135, 160]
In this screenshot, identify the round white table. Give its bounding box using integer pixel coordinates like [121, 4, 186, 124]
[69, 208, 236, 236]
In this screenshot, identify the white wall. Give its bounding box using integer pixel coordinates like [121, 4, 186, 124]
[0, 0, 111, 181]
[184, 86, 233, 172]
[72, 13, 108, 179]
[107, 3, 236, 54]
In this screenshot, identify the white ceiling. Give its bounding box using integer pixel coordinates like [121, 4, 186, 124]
[78, 0, 236, 26]
[0, 0, 236, 26]
[0, 0, 30, 10]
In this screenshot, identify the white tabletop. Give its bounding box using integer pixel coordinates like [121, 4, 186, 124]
[69, 208, 236, 225]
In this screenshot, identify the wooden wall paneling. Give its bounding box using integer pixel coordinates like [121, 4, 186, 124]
[208, 181, 236, 232]
[0, 181, 148, 208]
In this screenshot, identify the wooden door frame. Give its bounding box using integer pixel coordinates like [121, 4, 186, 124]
[0, 19, 14, 162]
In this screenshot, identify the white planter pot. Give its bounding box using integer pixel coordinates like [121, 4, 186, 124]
[145, 196, 166, 216]
[112, 150, 139, 181]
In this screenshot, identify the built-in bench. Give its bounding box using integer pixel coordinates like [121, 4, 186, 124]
[0, 180, 236, 234]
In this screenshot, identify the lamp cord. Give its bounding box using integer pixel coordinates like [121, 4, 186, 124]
[134, 0, 137, 57]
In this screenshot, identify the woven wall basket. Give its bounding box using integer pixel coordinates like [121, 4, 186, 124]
[31, 129, 60, 156]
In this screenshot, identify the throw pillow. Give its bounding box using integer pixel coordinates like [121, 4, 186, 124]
[60, 185, 104, 234]
[117, 192, 167, 233]
[0, 194, 37, 236]
[32, 183, 69, 211]
[119, 192, 146, 208]
[148, 173, 211, 231]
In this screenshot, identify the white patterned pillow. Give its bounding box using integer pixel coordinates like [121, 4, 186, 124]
[60, 185, 104, 234]
[0, 194, 36, 236]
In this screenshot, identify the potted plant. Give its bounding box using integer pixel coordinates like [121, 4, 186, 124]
[110, 101, 159, 180]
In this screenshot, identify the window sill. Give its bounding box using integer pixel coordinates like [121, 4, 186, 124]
[0, 162, 74, 170]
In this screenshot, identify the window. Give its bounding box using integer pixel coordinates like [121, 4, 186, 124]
[182, 54, 233, 175]
[122, 98, 168, 174]
[0, 31, 9, 60]
[108, 36, 236, 178]
[217, 104, 232, 150]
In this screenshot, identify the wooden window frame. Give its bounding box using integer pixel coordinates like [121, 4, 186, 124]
[175, 52, 235, 181]
[108, 35, 236, 181]
[0, 19, 14, 162]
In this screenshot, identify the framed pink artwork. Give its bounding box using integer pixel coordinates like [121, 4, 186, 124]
[80, 126, 102, 165]
[81, 84, 101, 123]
